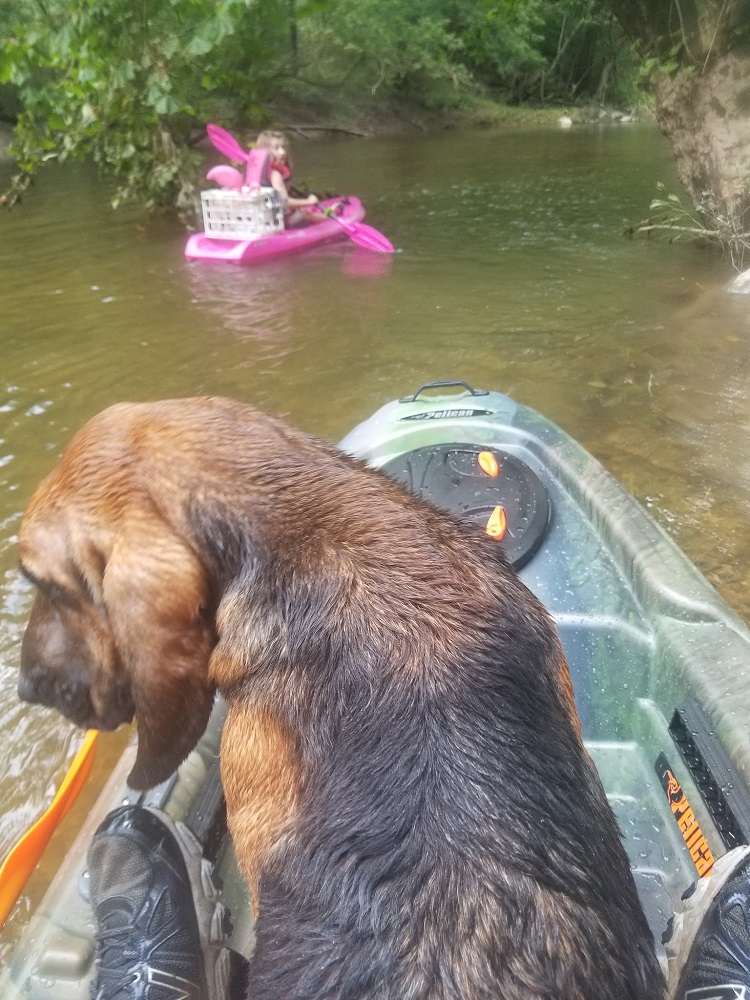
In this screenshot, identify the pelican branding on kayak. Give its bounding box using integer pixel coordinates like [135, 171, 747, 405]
[399, 408, 494, 421]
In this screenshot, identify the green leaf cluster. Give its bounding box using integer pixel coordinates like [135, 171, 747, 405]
[2, 0, 291, 213]
[604, 0, 750, 73]
[299, 0, 638, 107]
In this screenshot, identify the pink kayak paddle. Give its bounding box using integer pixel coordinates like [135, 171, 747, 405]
[206, 123, 255, 184]
[205, 124, 394, 254]
[309, 204, 394, 254]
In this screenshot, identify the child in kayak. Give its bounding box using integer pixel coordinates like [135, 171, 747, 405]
[255, 130, 322, 227]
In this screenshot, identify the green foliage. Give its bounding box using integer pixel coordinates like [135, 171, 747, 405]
[510, 0, 641, 106]
[299, 0, 468, 95]
[443, 0, 546, 89]
[1, 0, 300, 214]
[604, 0, 750, 72]
[1, 0, 647, 214]
[293, 0, 639, 107]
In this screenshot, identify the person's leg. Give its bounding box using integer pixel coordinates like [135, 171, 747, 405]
[285, 208, 325, 227]
[86, 805, 245, 1000]
[665, 845, 750, 999]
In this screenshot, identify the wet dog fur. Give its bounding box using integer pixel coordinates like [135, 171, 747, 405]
[18, 396, 664, 1000]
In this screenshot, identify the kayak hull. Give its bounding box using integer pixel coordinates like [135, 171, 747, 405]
[184, 197, 365, 264]
[5, 381, 750, 997]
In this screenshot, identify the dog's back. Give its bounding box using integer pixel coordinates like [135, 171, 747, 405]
[208, 448, 663, 1000]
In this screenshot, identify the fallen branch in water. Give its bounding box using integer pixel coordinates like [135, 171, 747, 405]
[278, 124, 369, 137]
[628, 183, 750, 271]
[635, 223, 737, 239]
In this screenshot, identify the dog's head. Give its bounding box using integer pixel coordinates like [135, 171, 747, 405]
[18, 404, 218, 790]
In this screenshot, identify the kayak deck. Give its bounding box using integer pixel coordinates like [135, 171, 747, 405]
[5, 382, 750, 997]
[184, 197, 365, 264]
[342, 384, 750, 940]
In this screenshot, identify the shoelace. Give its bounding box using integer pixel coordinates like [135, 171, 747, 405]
[93, 920, 142, 999]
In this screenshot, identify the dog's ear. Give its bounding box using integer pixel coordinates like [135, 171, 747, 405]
[102, 517, 217, 790]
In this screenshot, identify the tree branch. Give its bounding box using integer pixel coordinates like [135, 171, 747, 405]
[701, 0, 730, 74]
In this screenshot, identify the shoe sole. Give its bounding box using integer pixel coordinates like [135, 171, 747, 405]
[664, 844, 750, 997]
[142, 806, 233, 1000]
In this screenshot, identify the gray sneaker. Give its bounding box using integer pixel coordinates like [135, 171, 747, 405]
[664, 845, 750, 1000]
[87, 805, 232, 1000]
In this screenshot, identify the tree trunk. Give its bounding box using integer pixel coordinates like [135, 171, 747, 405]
[653, 51, 750, 218]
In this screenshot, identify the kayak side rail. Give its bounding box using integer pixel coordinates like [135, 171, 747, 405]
[501, 412, 750, 793]
[340, 386, 750, 802]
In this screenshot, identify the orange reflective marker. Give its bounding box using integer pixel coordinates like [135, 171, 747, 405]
[486, 505, 507, 540]
[478, 451, 500, 477]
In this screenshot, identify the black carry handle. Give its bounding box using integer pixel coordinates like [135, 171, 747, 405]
[399, 380, 489, 403]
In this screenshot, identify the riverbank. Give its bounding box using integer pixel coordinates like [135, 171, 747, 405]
[0, 95, 648, 169]
[255, 92, 649, 140]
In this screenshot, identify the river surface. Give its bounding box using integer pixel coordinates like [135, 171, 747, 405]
[1, 122, 750, 959]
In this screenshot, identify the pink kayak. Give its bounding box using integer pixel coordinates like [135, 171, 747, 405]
[185, 197, 366, 265]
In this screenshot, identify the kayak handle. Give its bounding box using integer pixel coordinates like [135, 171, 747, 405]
[399, 381, 489, 403]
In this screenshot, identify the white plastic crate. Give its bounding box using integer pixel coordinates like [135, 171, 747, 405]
[201, 187, 284, 240]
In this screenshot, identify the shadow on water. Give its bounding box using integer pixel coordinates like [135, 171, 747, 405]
[1, 122, 750, 956]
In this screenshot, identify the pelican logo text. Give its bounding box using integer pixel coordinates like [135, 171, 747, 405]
[399, 409, 493, 421]
[656, 752, 715, 877]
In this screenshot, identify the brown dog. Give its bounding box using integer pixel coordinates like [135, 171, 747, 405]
[18, 397, 663, 1000]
